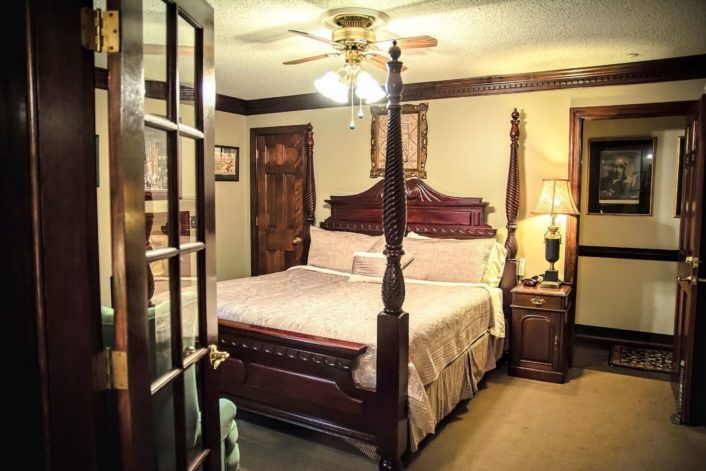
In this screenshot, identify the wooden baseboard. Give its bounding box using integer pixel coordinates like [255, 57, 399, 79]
[575, 324, 673, 350]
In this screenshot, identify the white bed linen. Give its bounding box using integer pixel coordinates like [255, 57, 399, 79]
[217, 265, 504, 439]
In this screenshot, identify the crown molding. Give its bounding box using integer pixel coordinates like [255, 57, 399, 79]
[94, 54, 706, 116]
[94, 67, 248, 115]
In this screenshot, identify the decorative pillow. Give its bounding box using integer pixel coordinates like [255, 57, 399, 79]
[482, 242, 508, 287]
[370, 236, 495, 283]
[351, 251, 415, 277]
[307, 227, 381, 273]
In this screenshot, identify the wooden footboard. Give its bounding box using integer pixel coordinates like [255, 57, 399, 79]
[218, 320, 378, 443]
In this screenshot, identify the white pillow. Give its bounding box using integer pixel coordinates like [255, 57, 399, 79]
[482, 242, 508, 287]
[405, 231, 506, 285]
[307, 227, 380, 273]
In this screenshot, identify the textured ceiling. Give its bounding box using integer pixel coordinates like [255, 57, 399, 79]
[207, 0, 706, 100]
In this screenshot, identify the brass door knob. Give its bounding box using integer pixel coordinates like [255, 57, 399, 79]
[292, 237, 303, 245]
[677, 275, 706, 285]
[208, 344, 229, 370]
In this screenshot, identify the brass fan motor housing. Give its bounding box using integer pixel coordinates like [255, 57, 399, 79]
[322, 8, 389, 47]
[332, 27, 376, 44]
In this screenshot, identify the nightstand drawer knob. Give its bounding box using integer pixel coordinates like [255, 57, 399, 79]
[530, 297, 546, 306]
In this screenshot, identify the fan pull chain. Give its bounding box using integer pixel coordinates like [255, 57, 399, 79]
[349, 85, 355, 129]
[358, 95, 364, 119]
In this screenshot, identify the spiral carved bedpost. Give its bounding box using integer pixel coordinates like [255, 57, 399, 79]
[303, 123, 316, 227]
[302, 124, 315, 263]
[377, 41, 408, 471]
[500, 109, 521, 316]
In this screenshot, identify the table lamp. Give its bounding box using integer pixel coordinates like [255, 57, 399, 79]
[532, 179, 579, 288]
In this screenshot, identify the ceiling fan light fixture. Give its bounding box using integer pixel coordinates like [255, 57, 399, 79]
[355, 71, 385, 103]
[314, 71, 348, 103]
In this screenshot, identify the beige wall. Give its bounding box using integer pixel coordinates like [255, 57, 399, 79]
[241, 80, 705, 284]
[97, 79, 706, 317]
[576, 117, 684, 334]
[214, 111, 248, 280]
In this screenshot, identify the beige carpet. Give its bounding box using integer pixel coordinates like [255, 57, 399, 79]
[235, 356, 706, 470]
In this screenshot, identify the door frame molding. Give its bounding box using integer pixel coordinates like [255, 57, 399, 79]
[249, 124, 312, 276]
[565, 100, 693, 285]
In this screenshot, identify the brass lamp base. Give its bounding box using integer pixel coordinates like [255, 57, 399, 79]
[539, 269, 561, 288]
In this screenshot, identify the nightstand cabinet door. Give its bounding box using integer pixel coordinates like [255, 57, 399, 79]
[511, 309, 562, 372]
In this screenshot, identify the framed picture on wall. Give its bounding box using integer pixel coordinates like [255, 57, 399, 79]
[674, 136, 685, 217]
[370, 102, 428, 178]
[587, 137, 656, 215]
[215, 145, 239, 182]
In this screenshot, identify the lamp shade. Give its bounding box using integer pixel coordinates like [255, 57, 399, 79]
[532, 179, 579, 215]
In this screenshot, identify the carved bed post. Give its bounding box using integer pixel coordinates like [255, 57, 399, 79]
[500, 109, 521, 314]
[304, 123, 315, 226]
[377, 41, 408, 471]
[302, 123, 315, 263]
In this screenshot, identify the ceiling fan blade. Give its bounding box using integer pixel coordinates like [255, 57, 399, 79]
[367, 53, 408, 72]
[283, 53, 337, 65]
[288, 29, 338, 47]
[375, 35, 438, 49]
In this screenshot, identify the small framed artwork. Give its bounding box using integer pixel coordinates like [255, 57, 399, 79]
[215, 145, 239, 182]
[370, 102, 428, 179]
[674, 136, 685, 217]
[587, 137, 656, 215]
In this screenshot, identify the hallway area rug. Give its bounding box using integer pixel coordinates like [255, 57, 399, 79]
[609, 344, 673, 373]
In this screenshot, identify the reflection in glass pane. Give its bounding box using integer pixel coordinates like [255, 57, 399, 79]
[178, 14, 197, 127]
[179, 136, 198, 243]
[144, 127, 170, 202]
[152, 382, 177, 471]
[181, 252, 200, 354]
[143, 0, 168, 115]
[185, 364, 203, 464]
[148, 260, 172, 381]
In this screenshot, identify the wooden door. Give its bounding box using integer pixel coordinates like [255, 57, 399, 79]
[105, 0, 223, 468]
[251, 124, 314, 275]
[673, 94, 706, 425]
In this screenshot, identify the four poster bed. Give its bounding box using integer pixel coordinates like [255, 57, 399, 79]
[217, 44, 521, 470]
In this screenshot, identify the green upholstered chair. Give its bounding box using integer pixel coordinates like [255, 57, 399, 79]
[101, 301, 240, 470]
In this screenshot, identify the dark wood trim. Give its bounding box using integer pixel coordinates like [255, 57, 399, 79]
[96, 67, 248, 115]
[245, 54, 706, 115]
[575, 324, 673, 350]
[5, 1, 49, 468]
[96, 54, 706, 116]
[215, 93, 248, 115]
[578, 245, 680, 262]
[565, 100, 694, 285]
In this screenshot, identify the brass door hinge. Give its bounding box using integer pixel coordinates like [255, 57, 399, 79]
[81, 8, 120, 53]
[93, 349, 128, 391]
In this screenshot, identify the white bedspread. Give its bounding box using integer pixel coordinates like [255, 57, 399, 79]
[217, 265, 504, 438]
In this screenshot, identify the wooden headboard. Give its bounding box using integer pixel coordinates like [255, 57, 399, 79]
[321, 178, 495, 239]
[317, 109, 521, 317]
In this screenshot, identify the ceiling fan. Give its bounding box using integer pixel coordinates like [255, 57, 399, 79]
[283, 7, 438, 73]
[284, 8, 437, 127]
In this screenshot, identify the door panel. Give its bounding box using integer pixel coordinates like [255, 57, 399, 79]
[105, 0, 220, 468]
[252, 126, 310, 275]
[673, 94, 706, 425]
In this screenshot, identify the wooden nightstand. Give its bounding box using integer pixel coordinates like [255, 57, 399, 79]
[509, 283, 573, 383]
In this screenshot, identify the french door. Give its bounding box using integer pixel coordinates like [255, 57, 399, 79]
[105, 0, 224, 468]
[673, 94, 706, 425]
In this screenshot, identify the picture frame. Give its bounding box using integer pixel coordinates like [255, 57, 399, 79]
[674, 136, 685, 217]
[215, 145, 239, 182]
[370, 102, 428, 178]
[144, 127, 169, 200]
[587, 137, 656, 215]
